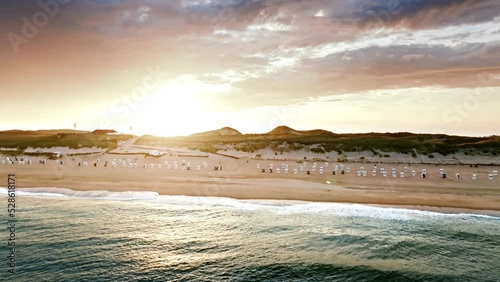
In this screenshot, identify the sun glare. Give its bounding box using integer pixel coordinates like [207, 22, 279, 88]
[134, 76, 230, 136]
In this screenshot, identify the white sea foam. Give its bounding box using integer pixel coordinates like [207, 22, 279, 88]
[0, 188, 62, 198]
[163, 198, 500, 220]
[155, 195, 270, 211]
[0, 187, 498, 219]
[0, 187, 159, 200]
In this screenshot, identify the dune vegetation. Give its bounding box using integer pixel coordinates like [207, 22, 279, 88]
[136, 127, 500, 157]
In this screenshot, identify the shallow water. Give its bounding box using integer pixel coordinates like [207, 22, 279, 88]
[1, 188, 499, 281]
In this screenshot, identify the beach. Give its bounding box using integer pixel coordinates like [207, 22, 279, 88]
[2, 152, 499, 215]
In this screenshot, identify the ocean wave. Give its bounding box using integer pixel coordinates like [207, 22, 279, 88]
[0, 187, 159, 200]
[271, 202, 499, 220]
[0, 187, 498, 219]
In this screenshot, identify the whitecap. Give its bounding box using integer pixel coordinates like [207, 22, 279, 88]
[1, 187, 498, 220]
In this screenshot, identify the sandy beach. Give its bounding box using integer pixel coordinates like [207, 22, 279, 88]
[2, 152, 499, 215]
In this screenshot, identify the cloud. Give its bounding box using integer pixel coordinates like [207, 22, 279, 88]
[400, 54, 430, 61]
[303, 41, 500, 86]
[356, 0, 500, 29]
[0, 0, 498, 111]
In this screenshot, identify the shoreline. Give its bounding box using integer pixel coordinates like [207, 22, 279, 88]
[3, 186, 500, 218]
[11, 177, 500, 212]
[12, 174, 500, 211]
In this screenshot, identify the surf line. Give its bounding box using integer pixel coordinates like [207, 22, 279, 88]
[6, 173, 16, 275]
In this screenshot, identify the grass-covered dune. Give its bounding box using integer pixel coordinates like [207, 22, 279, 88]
[136, 127, 500, 157]
[1, 127, 499, 158]
[0, 130, 133, 154]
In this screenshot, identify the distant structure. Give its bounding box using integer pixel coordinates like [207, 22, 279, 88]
[74, 123, 76, 130]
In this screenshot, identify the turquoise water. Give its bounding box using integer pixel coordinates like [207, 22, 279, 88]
[1, 188, 499, 281]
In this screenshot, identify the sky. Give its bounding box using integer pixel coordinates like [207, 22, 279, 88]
[1, 0, 499, 137]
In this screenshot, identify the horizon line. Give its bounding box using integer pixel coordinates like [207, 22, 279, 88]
[0, 126, 498, 139]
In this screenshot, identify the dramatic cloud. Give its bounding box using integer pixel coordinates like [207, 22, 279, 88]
[356, 0, 500, 29]
[0, 0, 498, 135]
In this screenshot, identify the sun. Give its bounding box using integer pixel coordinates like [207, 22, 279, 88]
[133, 76, 230, 136]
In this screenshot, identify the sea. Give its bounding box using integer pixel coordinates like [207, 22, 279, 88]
[1, 188, 499, 282]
